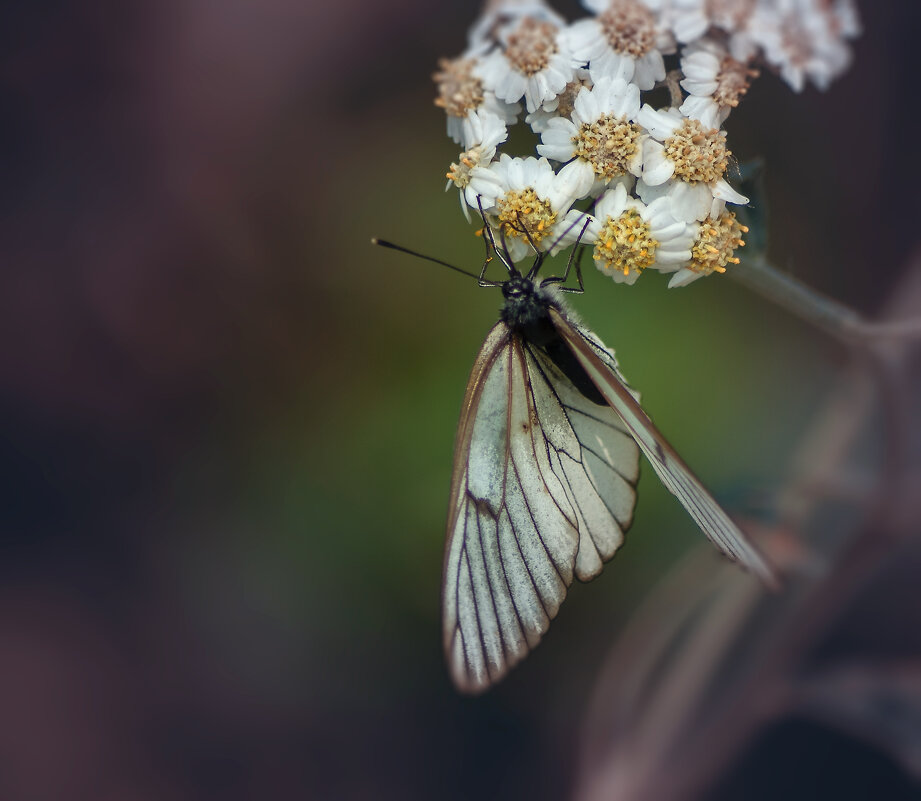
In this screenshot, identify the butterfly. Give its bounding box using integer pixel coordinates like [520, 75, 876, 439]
[375, 224, 776, 694]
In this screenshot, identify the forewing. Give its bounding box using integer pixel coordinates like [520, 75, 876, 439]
[442, 326, 582, 693]
[549, 307, 778, 588]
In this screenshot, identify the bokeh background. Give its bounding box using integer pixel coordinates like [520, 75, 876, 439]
[2, 1, 920, 799]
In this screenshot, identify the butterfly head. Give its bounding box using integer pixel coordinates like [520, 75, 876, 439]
[500, 274, 561, 345]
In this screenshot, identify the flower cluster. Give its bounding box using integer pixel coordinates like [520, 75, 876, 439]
[434, 0, 859, 287]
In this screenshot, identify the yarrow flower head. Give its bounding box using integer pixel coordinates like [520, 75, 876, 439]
[433, 56, 520, 145]
[745, 0, 857, 92]
[446, 110, 510, 220]
[478, 15, 576, 113]
[467, 0, 566, 55]
[431, 0, 860, 286]
[679, 40, 759, 129]
[537, 77, 645, 198]
[638, 105, 747, 222]
[565, 0, 675, 90]
[664, 208, 748, 287]
[582, 181, 696, 284]
[472, 154, 583, 261]
[525, 68, 592, 133]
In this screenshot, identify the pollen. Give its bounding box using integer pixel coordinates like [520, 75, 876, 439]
[504, 17, 559, 77]
[593, 208, 658, 277]
[433, 57, 484, 118]
[495, 188, 557, 245]
[554, 78, 591, 119]
[447, 146, 486, 188]
[664, 118, 730, 184]
[688, 211, 746, 276]
[598, 0, 658, 59]
[714, 56, 759, 111]
[573, 116, 643, 179]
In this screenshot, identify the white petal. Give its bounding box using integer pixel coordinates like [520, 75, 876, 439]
[679, 95, 723, 130]
[565, 19, 607, 61]
[550, 208, 595, 253]
[609, 79, 641, 119]
[573, 83, 600, 123]
[557, 159, 595, 201]
[588, 50, 635, 84]
[672, 11, 709, 43]
[635, 178, 669, 205]
[497, 70, 528, 105]
[668, 268, 704, 288]
[595, 181, 629, 220]
[636, 104, 682, 140]
[640, 140, 675, 186]
[655, 247, 693, 265]
[712, 178, 749, 206]
[668, 181, 713, 222]
[632, 50, 666, 90]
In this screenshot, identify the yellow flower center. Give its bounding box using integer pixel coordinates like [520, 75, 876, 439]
[714, 56, 759, 111]
[553, 78, 591, 118]
[505, 18, 559, 77]
[495, 188, 557, 245]
[688, 211, 747, 275]
[599, 0, 657, 58]
[573, 115, 642, 179]
[664, 118, 730, 184]
[433, 57, 484, 118]
[447, 146, 487, 188]
[593, 208, 658, 277]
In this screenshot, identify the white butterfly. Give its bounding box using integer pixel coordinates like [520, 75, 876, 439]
[439, 231, 777, 694]
[374, 228, 777, 693]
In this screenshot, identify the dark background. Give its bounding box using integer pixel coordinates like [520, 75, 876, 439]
[1, 1, 919, 798]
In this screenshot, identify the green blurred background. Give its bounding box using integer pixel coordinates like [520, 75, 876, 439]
[1, 0, 917, 798]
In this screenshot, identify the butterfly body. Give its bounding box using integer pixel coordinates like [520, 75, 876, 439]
[501, 276, 607, 405]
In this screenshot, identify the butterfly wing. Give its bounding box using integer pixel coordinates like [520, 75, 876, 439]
[524, 333, 640, 582]
[548, 306, 778, 588]
[443, 322, 640, 694]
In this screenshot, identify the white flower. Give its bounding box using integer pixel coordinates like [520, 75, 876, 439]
[433, 56, 521, 145]
[537, 77, 645, 199]
[679, 39, 757, 129]
[644, 0, 710, 44]
[524, 69, 592, 133]
[469, 154, 581, 261]
[582, 181, 695, 284]
[745, 0, 856, 92]
[478, 16, 576, 113]
[446, 111, 510, 220]
[467, 0, 566, 55]
[665, 208, 748, 287]
[566, 0, 674, 90]
[636, 105, 747, 222]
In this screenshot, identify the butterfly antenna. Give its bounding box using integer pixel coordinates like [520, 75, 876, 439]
[371, 238, 485, 281]
[507, 212, 547, 281]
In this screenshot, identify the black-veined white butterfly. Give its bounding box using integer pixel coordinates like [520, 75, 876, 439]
[375, 224, 776, 694]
